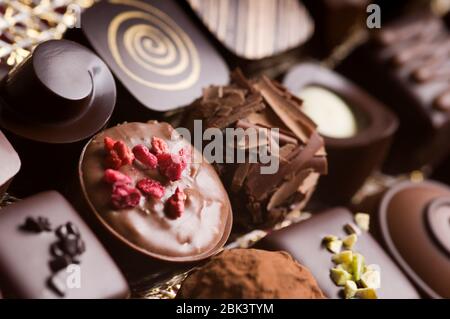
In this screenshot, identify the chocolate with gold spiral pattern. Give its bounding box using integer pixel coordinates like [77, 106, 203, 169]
[107, 0, 200, 91]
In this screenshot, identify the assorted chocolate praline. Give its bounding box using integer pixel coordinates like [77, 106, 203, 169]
[67, 0, 229, 121]
[338, 12, 450, 174]
[255, 208, 420, 299]
[184, 69, 327, 229]
[375, 181, 450, 298]
[283, 62, 398, 205]
[0, 39, 116, 196]
[78, 121, 232, 266]
[177, 248, 325, 299]
[185, 0, 314, 76]
[0, 0, 448, 300]
[0, 192, 129, 298]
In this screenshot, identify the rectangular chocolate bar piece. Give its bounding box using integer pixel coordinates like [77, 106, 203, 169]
[255, 208, 420, 299]
[0, 191, 129, 299]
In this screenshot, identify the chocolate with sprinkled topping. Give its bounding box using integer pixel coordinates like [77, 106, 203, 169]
[255, 207, 420, 299]
[79, 121, 232, 263]
[184, 70, 327, 229]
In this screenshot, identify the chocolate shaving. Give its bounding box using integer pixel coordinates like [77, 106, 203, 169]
[246, 132, 324, 201]
[184, 69, 327, 228]
[254, 76, 317, 143]
[235, 120, 299, 145]
[231, 162, 252, 192]
[207, 93, 264, 129]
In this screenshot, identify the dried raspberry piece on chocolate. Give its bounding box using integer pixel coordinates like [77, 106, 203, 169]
[158, 153, 187, 181]
[132, 144, 158, 169]
[104, 169, 132, 185]
[105, 150, 122, 169]
[104, 137, 116, 151]
[113, 141, 134, 166]
[136, 178, 165, 199]
[111, 184, 141, 209]
[151, 137, 169, 155]
[105, 140, 135, 169]
[165, 187, 187, 219]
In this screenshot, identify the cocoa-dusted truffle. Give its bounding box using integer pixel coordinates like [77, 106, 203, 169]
[177, 248, 325, 299]
[185, 70, 327, 229]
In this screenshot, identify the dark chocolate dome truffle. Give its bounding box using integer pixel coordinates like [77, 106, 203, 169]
[79, 121, 232, 261]
[177, 248, 325, 299]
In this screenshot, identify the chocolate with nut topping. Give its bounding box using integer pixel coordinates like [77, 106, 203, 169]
[185, 70, 327, 229]
[255, 208, 420, 299]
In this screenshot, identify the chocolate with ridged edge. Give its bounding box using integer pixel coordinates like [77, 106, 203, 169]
[185, 0, 314, 76]
[283, 62, 398, 205]
[338, 13, 450, 173]
[0, 191, 129, 299]
[78, 121, 232, 265]
[255, 207, 420, 299]
[184, 69, 327, 229]
[0, 130, 20, 197]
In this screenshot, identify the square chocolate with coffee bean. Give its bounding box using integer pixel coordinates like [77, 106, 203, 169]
[0, 191, 129, 299]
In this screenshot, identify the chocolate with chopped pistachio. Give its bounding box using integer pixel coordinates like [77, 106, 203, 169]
[255, 207, 420, 299]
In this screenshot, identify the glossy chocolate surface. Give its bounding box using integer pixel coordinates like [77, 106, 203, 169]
[187, 0, 314, 60]
[303, 0, 370, 51]
[80, 0, 228, 112]
[0, 40, 116, 144]
[339, 13, 450, 172]
[256, 208, 420, 299]
[0, 191, 129, 299]
[284, 63, 398, 204]
[79, 122, 232, 261]
[378, 181, 450, 298]
[0, 130, 20, 195]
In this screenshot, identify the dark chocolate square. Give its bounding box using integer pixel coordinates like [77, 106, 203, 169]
[0, 130, 20, 195]
[80, 0, 228, 112]
[0, 191, 129, 298]
[255, 208, 420, 299]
